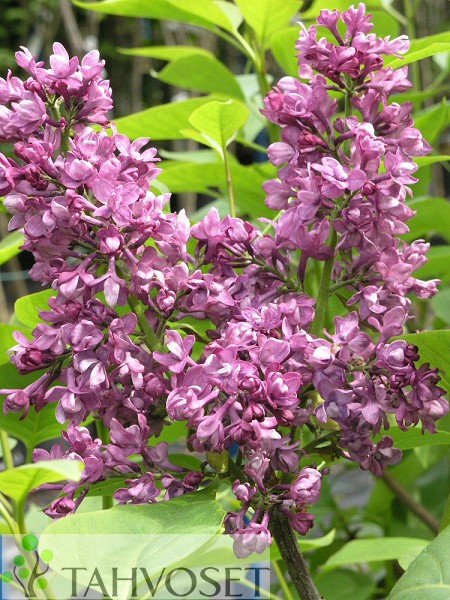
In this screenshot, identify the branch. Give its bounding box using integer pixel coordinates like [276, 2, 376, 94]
[58, 0, 84, 55]
[382, 470, 439, 534]
[269, 507, 322, 600]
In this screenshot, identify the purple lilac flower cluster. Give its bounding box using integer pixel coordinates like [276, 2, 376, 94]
[0, 4, 448, 559]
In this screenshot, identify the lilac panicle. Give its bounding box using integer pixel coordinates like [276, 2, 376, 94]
[0, 3, 447, 558]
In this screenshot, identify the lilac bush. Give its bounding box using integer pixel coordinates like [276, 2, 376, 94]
[0, 3, 447, 560]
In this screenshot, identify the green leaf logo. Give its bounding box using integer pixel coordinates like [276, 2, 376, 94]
[1, 534, 54, 599]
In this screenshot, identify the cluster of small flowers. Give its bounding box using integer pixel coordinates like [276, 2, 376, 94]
[1, 3, 448, 559]
[0, 43, 204, 513]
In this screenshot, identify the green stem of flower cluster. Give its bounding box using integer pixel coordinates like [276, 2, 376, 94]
[310, 80, 354, 336]
[0, 428, 14, 470]
[223, 146, 236, 218]
[404, 0, 422, 95]
[310, 228, 338, 337]
[128, 294, 160, 351]
[95, 420, 114, 510]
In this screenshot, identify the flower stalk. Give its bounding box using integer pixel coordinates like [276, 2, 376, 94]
[0, 429, 14, 470]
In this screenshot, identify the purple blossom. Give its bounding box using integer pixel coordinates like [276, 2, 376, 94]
[153, 330, 195, 374]
[0, 16, 447, 560]
[114, 473, 159, 504]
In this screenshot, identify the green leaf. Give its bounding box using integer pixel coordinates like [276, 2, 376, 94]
[441, 493, 450, 532]
[155, 54, 244, 99]
[0, 436, 17, 458]
[74, 0, 237, 33]
[187, 99, 249, 155]
[414, 100, 450, 144]
[300, 528, 336, 551]
[115, 95, 224, 141]
[393, 86, 450, 105]
[41, 488, 225, 597]
[158, 161, 223, 194]
[414, 246, 450, 284]
[432, 288, 450, 325]
[191, 199, 231, 222]
[83, 477, 128, 497]
[316, 569, 376, 600]
[157, 160, 275, 218]
[404, 31, 450, 55]
[388, 43, 450, 69]
[45, 488, 223, 536]
[405, 197, 450, 242]
[301, 0, 385, 17]
[402, 330, 450, 395]
[160, 149, 217, 163]
[388, 526, 450, 599]
[325, 537, 429, 571]
[368, 10, 401, 39]
[0, 459, 83, 503]
[0, 230, 23, 265]
[386, 427, 450, 450]
[214, 0, 243, 31]
[414, 155, 450, 167]
[156, 419, 188, 445]
[118, 45, 213, 60]
[14, 289, 55, 329]
[235, 0, 299, 48]
[0, 392, 67, 449]
[366, 450, 426, 524]
[169, 453, 203, 471]
[235, 74, 267, 142]
[270, 27, 299, 77]
[269, 529, 336, 563]
[0, 323, 29, 365]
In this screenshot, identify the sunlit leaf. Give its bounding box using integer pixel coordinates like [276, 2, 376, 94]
[118, 45, 213, 60]
[414, 155, 450, 167]
[74, 0, 237, 33]
[235, 0, 299, 48]
[388, 43, 450, 68]
[270, 27, 299, 77]
[155, 54, 244, 98]
[0, 459, 83, 503]
[0, 230, 23, 265]
[187, 99, 249, 155]
[115, 95, 224, 140]
[14, 289, 55, 329]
